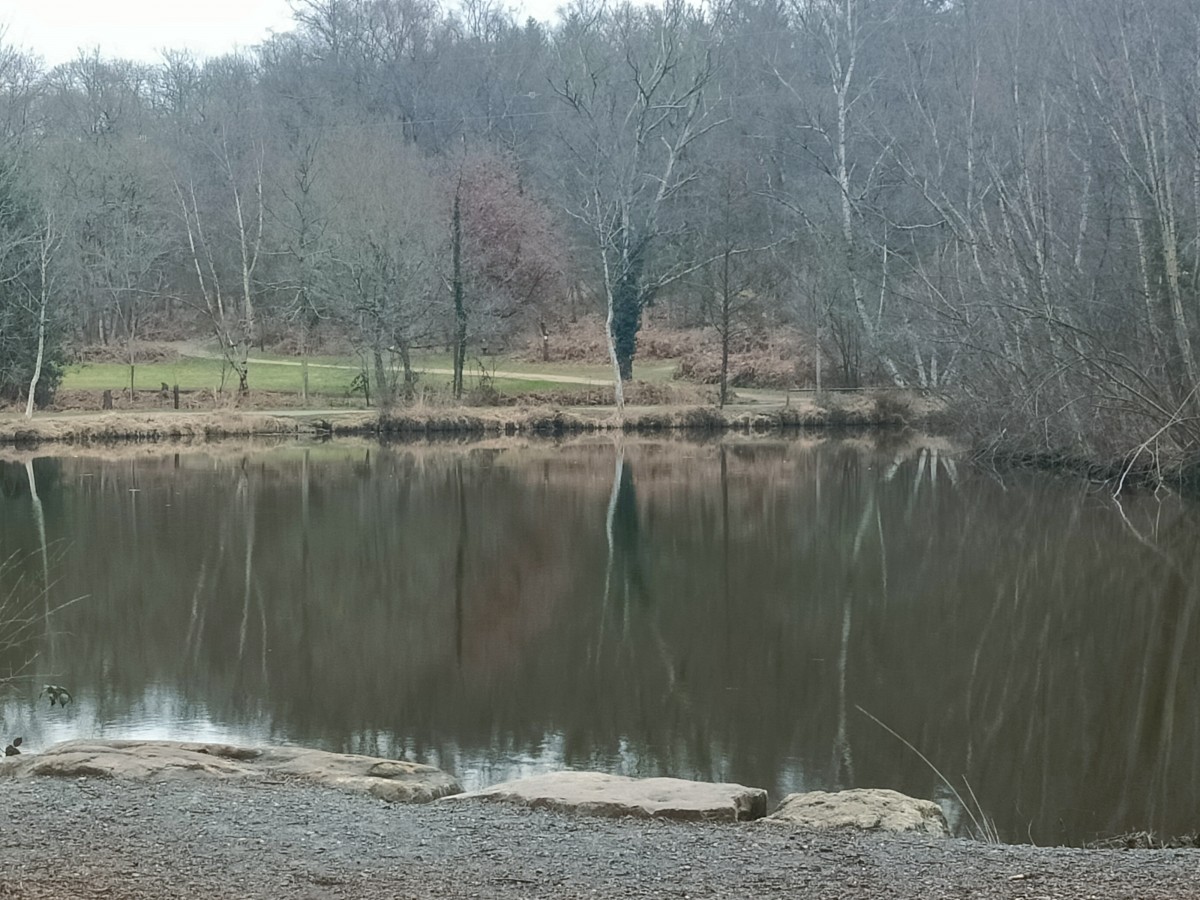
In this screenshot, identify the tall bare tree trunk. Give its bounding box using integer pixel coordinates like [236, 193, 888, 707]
[373, 346, 391, 409]
[452, 186, 467, 400]
[24, 296, 46, 419]
[719, 246, 731, 408]
[24, 220, 55, 419]
[230, 142, 265, 394]
[600, 242, 626, 417]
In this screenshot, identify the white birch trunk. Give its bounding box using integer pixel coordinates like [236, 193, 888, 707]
[24, 222, 53, 419]
[24, 298, 45, 419]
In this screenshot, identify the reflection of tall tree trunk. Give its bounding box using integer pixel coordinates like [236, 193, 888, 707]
[832, 593, 854, 787]
[834, 474, 879, 787]
[184, 560, 209, 667]
[1099, 504, 1200, 835]
[128, 460, 140, 547]
[455, 459, 467, 668]
[1126, 562, 1200, 831]
[185, 512, 229, 671]
[24, 461, 53, 665]
[600, 443, 625, 654]
[301, 449, 310, 558]
[1148, 576, 1200, 826]
[258, 584, 269, 683]
[607, 454, 647, 636]
[238, 471, 255, 662]
[905, 448, 927, 523]
[720, 445, 731, 683]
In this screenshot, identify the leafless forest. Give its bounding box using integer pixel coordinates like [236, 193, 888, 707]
[0, 0, 1198, 468]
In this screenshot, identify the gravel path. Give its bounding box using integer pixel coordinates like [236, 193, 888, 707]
[1, 777, 1197, 899]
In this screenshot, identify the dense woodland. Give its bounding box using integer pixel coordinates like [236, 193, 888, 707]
[0, 0, 1199, 465]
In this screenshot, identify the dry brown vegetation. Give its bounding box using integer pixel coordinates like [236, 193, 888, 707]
[675, 330, 818, 389]
[49, 387, 357, 413]
[0, 388, 929, 447]
[0, 412, 329, 445]
[329, 390, 919, 437]
[66, 341, 185, 365]
[525, 318, 820, 389]
[499, 380, 718, 408]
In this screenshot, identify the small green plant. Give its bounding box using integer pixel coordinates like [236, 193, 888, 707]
[348, 372, 370, 405]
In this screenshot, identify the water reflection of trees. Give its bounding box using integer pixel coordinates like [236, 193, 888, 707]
[0, 459, 77, 735]
[0, 550, 43, 687]
[602, 446, 649, 632]
[2, 440, 1198, 845]
[853, 462, 1200, 845]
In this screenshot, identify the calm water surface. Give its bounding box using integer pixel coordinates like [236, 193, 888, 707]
[1, 436, 1197, 846]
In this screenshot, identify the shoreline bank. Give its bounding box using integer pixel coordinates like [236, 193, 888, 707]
[0, 397, 919, 447]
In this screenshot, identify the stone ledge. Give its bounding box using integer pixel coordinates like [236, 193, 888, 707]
[445, 771, 768, 822]
[764, 788, 949, 836]
[0, 739, 461, 803]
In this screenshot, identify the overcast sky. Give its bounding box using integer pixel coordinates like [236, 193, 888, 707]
[0, 0, 560, 68]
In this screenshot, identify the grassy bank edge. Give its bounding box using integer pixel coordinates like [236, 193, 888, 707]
[0, 401, 916, 446]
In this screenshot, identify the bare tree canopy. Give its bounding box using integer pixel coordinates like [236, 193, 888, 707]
[0, 0, 1197, 470]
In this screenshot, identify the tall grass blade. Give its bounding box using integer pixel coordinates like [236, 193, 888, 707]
[855, 704, 999, 842]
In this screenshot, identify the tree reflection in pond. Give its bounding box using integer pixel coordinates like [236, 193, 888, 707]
[603, 446, 649, 636]
[0, 437, 1197, 846]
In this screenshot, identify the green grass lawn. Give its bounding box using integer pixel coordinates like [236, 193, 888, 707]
[62, 358, 358, 395]
[61, 356, 601, 399]
[241, 348, 677, 384]
[60, 337, 683, 404]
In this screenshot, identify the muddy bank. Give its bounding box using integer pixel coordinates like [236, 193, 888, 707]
[1, 776, 1197, 899]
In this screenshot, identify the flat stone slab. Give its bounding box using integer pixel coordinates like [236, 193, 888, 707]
[0, 740, 460, 803]
[765, 788, 949, 836]
[447, 771, 767, 822]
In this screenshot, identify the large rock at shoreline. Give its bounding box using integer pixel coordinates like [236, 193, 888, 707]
[0, 740, 460, 803]
[448, 771, 767, 822]
[765, 788, 949, 836]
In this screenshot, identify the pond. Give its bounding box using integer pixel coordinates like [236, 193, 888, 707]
[1, 435, 1197, 846]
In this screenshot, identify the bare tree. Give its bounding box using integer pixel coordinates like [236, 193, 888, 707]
[313, 129, 444, 407]
[266, 133, 329, 403]
[773, 0, 905, 386]
[174, 134, 265, 394]
[0, 153, 53, 408]
[23, 216, 58, 417]
[446, 148, 568, 397]
[551, 0, 723, 411]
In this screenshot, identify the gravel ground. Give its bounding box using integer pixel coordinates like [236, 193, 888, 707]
[1, 777, 1197, 899]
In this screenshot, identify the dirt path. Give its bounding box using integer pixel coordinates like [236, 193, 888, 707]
[1, 777, 1197, 899]
[254, 356, 611, 387]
